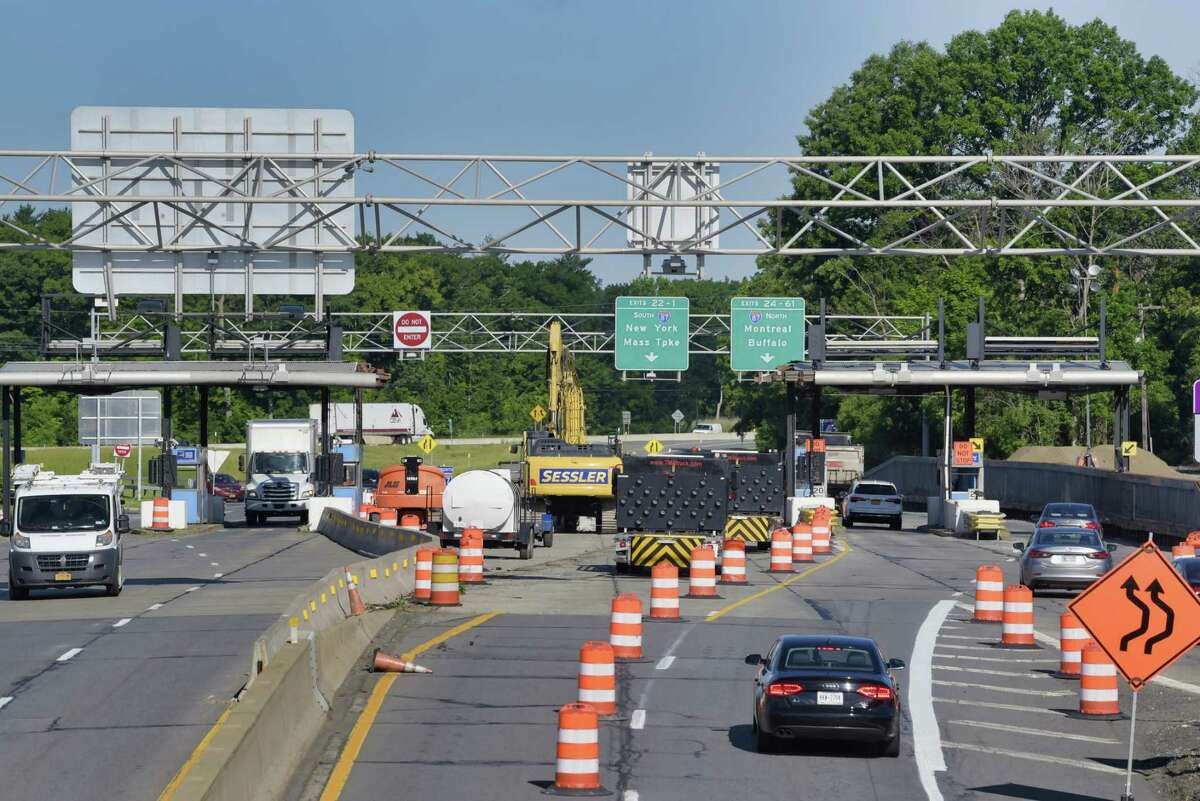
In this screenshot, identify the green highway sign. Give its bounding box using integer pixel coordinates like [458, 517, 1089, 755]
[729, 297, 806, 372]
[614, 296, 690, 371]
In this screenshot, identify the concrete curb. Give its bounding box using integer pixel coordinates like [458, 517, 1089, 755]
[164, 511, 435, 801]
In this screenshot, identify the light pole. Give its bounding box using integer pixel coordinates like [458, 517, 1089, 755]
[1070, 262, 1101, 452]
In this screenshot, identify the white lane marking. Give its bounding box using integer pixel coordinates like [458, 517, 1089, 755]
[213, 573, 223, 578]
[911, 598, 954, 801]
[630, 709, 646, 730]
[950, 719, 1118, 744]
[932, 680, 1072, 697]
[935, 653, 1053, 664]
[655, 656, 675, 670]
[0, 696, 12, 711]
[1153, 675, 1200, 696]
[637, 624, 694, 710]
[210, 562, 219, 566]
[112, 618, 131, 628]
[934, 697, 1064, 716]
[185, 586, 200, 593]
[186, 545, 194, 549]
[934, 644, 998, 652]
[199, 552, 207, 557]
[938, 634, 990, 641]
[933, 664, 1051, 679]
[942, 741, 1125, 775]
[951, 591, 962, 597]
[147, 603, 163, 611]
[622, 792, 640, 801]
[56, 648, 83, 662]
[171, 538, 178, 542]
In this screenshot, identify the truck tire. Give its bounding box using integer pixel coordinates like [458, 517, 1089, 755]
[541, 530, 555, 548]
[8, 570, 29, 601]
[299, 511, 310, 526]
[105, 563, 124, 597]
[246, 511, 259, 527]
[518, 540, 534, 560]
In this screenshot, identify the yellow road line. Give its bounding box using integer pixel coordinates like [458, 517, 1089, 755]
[705, 537, 852, 621]
[156, 706, 234, 801]
[318, 611, 501, 801]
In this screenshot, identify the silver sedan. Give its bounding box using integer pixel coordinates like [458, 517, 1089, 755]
[1013, 527, 1116, 593]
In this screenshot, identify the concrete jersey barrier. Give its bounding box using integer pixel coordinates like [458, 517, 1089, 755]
[316, 506, 432, 557]
[865, 455, 1200, 540]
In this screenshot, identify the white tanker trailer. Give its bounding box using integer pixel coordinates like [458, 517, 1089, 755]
[441, 469, 537, 559]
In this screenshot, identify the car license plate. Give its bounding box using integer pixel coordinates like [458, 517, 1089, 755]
[817, 691, 843, 706]
[871, 499, 881, 505]
[1051, 555, 1084, 564]
[274, 503, 285, 509]
[54, 571, 72, 581]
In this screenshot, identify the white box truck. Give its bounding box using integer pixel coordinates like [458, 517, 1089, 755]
[4, 463, 129, 600]
[309, 402, 432, 443]
[241, 419, 318, 526]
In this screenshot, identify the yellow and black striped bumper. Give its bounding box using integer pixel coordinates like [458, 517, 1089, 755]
[723, 515, 771, 547]
[628, 534, 708, 568]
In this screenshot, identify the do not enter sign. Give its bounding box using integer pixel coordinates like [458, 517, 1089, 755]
[113, 444, 132, 458]
[392, 311, 431, 350]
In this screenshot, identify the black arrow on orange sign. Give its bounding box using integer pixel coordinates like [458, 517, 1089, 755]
[1143, 579, 1175, 655]
[1119, 576, 1150, 652]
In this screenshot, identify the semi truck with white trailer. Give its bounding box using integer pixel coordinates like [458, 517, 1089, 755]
[4, 463, 129, 600]
[309, 402, 431, 443]
[241, 419, 318, 526]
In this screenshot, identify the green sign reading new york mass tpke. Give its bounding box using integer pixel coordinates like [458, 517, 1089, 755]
[729, 297, 806, 372]
[614, 296, 690, 371]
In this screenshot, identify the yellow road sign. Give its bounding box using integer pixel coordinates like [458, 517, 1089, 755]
[969, 437, 985, 453]
[644, 438, 663, 455]
[530, 405, 547, 423]
[417, 434, 438, 454]
[1121, 440, 1138, 457]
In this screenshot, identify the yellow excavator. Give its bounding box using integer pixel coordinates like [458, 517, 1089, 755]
[520, 322, 622, 534]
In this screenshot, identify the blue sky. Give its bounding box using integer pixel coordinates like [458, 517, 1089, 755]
[2, 0, 1197, 283]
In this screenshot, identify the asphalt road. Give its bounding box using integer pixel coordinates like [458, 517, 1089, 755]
[288, 514, 1200, 801]
[0, 508, 362, 801]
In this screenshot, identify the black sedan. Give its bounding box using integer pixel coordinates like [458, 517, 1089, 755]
[747, 635, 905, 756]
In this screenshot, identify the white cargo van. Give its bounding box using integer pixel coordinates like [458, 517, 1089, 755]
[4, 464, 128, 600]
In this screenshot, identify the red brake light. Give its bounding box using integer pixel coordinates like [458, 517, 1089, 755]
[767, 682, 804, 696]
[1038, 521, 1056, 528]
[1082, 521, 1098, 529]
[1026, 549, 1051, 558]
[1085, 551, 1108, 560]
[856, 685, 893, 701]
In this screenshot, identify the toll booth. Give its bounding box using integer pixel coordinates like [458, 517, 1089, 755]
[168, 446, 224, 525]
[331, 442, 363, 508]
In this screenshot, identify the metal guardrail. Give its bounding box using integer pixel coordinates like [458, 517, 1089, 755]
[864, 455, 1200, 540]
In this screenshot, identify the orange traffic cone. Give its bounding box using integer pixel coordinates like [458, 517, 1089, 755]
[371, 649, 432, 674]
[345, 567, 366, 617]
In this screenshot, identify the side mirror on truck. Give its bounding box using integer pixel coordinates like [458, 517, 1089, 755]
[238, 454, 246, 472]
[116, 514, 131, 534]
[0, 519, 10, 537]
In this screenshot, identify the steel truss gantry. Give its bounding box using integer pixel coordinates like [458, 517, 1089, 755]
[40, 306, 932, 362]
[3, 151, 1200, 258]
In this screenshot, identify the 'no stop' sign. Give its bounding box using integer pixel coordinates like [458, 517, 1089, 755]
[392, 311, 431, 350]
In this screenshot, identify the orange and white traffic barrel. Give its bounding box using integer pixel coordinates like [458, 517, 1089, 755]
[400, 513, 421, 528]
[720, 539, 747, 584]
[377, 509, 398, 527]
[811, 512, 832, 554]
[459, 527, 485, 584]
[577, 641, 616, 715]
[609, 594, 643, 660]
[414, 546, 434, 603]
[1172, 543, 1196, 559]
[1055, 612, 1087, 679]
[358, 503, 376, 520]
[649, 562, 680, 620]
[686, 546, 720, 598]
[769, 528, 793, 573]
[998, 585, 1038, 648]
[1076, 642, 1122, 719]
[552, 702, 606, 794]
[151, 497, 170, 530]
[972, 565, 1004, 622]
[791, 522, 814, 563]
[429, 548, 460, 606]
[1187, 530, 1200, 546]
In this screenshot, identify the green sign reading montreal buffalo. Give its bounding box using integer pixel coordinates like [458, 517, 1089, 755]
[730, 297, 806, 372]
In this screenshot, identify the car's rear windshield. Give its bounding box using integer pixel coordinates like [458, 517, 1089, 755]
[1180, 560, 1200, 584]
[854, 483, 896, 496]
[1034, 530, 1102, 549]
[1043, 503, 1094, 518]
[780, 645, 880, 671]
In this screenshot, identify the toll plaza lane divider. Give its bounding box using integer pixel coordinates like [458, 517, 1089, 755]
[158, 510, 435, 801]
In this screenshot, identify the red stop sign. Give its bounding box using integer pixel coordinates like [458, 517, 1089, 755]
[113, 444, 132, 458]
[393, 311, 431, 349]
